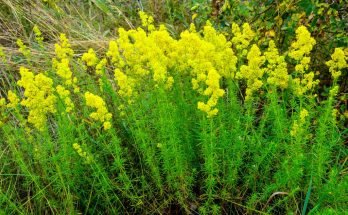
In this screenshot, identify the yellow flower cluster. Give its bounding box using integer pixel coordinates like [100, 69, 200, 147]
[33, 25, 44, 47]
[73, 143, 93, 164]
[292, 72, 319, 96]
[231, 23, 255, 56]
[53, 34, 79, 92]
[53, 58, 72, 84]
[171, 22, 235, 116]
[96, 58, 107, 75]
[326, 48, 347, 81]
[139, 11, 155, 31]
[82, 48, 98, 67]
[84, 92, 112, 130]
[105, 13, 238, 117]
[56, 85, 74, 113]
[290, 108, 308, 136]
[114, 68, 135, 99]
[16, 39, 31, 59]
[288, 26, 319, 96]
[197, 69, 225, 117]
[264, 40, 289, 89]
[106, 41, 122, 65]
[202, 21, 237, 78]
[108, 21, 175, 106]
[17, 67, 56, 130]
[288, 26, 316, 62]
[55, 34, 74, 59]
[6, 91, 19, 108]
[237, 44, 265, 101]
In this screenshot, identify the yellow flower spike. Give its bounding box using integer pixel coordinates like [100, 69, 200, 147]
[54, 33, 74, 60]
[288, 26, 319, 96]
[289, 26, 316, 62]
[326, 48, 347, 81]
[6, 91, 19, 108]
[139, 11, 155, 31]
[73, 143, 93, 163]
[237, 44, 265, 100]
[114, 68, 135, 99]
[192, 13, 198, 21]
[0, 98, 5, 107]
[82, 48, 98, 67]
[264, 40, 289, 89]
[85, 92, 112, 130]
[16, 39, 31, 59]
[17, 67, 56, 131]
[300, 109, 309, 122]
[329, 86, 339, 98]
[96, 58, 107, 75]
[106, 41, 120, 64]
[33, 25, 44, 47]
[197, 69, 224, 117]
[231, 22, 255, 54]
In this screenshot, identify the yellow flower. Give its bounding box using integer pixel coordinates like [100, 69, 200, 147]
[33, 25, 44, 47]
[231, 22, 255, 55]
[17, 67, 56, 130]
[329, 86, 339, 98]
[6, 91, 19, 108]
[300, 109, 308, 122]
[16, 39, 31, 59]
[96, 58, 107, 75]
[82, 48, 98, 67]
[326, 48, 347, 80]
[73, 143, 93, 163]
[53, 58, 72, 85]
[288, 26, 316, 62]
[197, 69, 224, 118]
[114, 68, 135, 99]
[54, 33, 74, 60]
[139, 11, 155, 31]
[85, 92, 112, 130]
[106, 41, 121, 64]
[264, 40, 289, 89]
[237, 44, 265, 100]
[289, 26, 318, 96]
[0, 98, 5, 107]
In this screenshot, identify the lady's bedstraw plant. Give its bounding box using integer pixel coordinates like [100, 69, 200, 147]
[0, 11, 347, 214]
